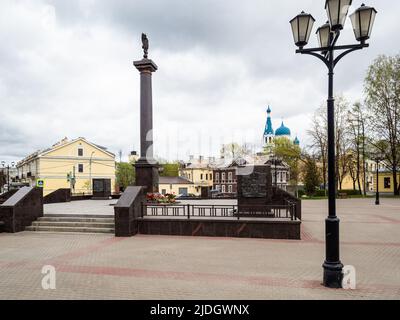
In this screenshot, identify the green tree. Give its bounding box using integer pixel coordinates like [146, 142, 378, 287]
[159, 163, 180, 177]
[272, 137, 302, 195]
[116, 162, 135, 190]
[364, 54, 400, 196]
[304, 156, 321, 197]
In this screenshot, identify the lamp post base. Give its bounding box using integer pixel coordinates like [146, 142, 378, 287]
[323, 261, 344, 288]
[375, 193, 380, 205]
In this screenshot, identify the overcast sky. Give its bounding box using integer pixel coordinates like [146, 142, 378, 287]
[0, 0, 398, 163]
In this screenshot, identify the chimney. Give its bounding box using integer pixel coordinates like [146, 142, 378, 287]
[199, 155, 203, 163]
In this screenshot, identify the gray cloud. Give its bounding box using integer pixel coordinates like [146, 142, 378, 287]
[0, 0, 398, 162]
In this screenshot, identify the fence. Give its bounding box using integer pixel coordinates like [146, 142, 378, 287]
[143, 203, 298, 221]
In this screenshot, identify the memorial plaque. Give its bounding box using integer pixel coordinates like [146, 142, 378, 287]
[92, 179, 111, 199]
[238, 166, 268, 198]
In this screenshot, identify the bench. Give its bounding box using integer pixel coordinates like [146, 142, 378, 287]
[338, 193, 348, 199]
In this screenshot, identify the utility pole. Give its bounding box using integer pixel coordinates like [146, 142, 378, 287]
[1, 161, 15, 192]
[89, 151, 95, 194]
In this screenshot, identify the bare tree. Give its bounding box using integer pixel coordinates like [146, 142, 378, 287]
[308, 96, 351, 192]
[307, 107, 328, 194]
[334, 96, 351, 191]
[347, 102, 368, 195]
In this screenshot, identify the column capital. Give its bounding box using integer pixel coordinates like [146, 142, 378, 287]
[133, 58, 158, 73]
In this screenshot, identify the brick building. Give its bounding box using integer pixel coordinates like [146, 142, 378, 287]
[212, 156, 290, 197]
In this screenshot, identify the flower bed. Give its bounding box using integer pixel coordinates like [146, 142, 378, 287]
[146, 193, 177, 204]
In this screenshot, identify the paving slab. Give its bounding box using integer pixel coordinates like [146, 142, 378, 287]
[0, 198, 399, 300]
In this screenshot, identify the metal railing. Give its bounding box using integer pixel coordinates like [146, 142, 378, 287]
[143, 203, 298, 221]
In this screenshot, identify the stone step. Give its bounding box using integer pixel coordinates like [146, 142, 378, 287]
[25, 225, 114, 234]
[39, 216, 114, 223]
[32, 221, 115, 228]
[43, 214, 114, 219]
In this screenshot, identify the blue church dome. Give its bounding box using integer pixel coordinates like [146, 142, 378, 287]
[275, 122, 291, 136]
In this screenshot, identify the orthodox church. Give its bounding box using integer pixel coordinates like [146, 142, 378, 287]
[263, 106, 300, 152]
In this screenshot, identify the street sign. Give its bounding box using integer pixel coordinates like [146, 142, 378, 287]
[36, 179, 44, 188]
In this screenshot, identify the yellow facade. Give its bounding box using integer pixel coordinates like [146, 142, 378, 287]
[373, 172, 400, 194]
[340, 174, 366, 191]
[17, 138, 116, 196]
[179, 167, 213, 187]
[159, 183, 199, 196]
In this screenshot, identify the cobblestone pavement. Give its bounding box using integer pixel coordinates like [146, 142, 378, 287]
[0, 198, 399, 300]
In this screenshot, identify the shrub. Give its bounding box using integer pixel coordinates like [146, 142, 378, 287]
[338, 189, 362, 196]
[315, 189, 328, 197]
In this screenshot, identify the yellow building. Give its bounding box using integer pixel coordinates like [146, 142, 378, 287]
[16, 137, 116, 196]
[339, 160, 393, 194]
[179, 156, 214, 197]
[159, 177, 197, 196]
[373, 170, 400, 194]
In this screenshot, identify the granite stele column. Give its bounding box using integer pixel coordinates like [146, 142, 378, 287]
[133, 33, 159, 193]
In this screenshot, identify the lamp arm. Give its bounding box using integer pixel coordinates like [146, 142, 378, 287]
[297, 51, 329, 69]
[334, 46, 365, 67]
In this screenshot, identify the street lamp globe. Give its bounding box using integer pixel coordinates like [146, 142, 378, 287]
[290, 11, 315, 48]
[325, 0, 352, 31]
[350, 4, 377, 42]
[316, 21, 332, 48]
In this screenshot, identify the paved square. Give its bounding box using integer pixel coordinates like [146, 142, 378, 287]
[0, 198, 399, 299]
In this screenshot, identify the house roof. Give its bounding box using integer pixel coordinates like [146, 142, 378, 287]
[17, 137, 115, 166]
[159, 176, 193, 185]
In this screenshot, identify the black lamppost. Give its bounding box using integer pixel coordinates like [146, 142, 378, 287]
[373, 153, 384, 205]
[290, 1, 377, 288]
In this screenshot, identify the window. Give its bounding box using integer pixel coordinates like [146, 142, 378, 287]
[178, 188, 188, 196]
[78, 148, 83, 156]
[384, 177, 391, 189]
[205, 174, 208, 180]
[200, 174, 203, 180]
[215, 173, 219, 181]
[228, 172, 232, 181]
[222, 173, 226, 182]
[161, 189, 166, 195]
[228, 185, 233, 193]
[78, 164, 84, 173]
[210, 174, 213, 180]
[216, 185, 220, 191]
[221, 185, 226, 193]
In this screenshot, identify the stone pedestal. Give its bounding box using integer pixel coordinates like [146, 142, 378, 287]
[134, 160, 159, 193]
[133, 58, 159, 193]
[237, 165, 272, 209]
